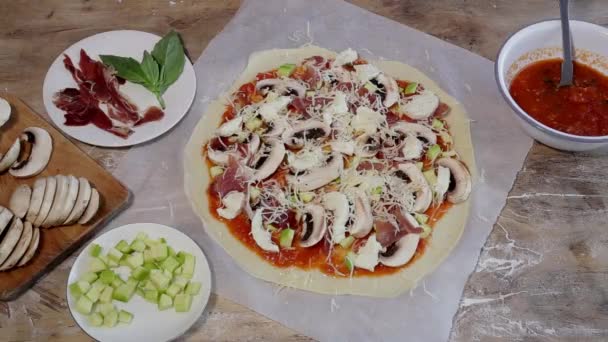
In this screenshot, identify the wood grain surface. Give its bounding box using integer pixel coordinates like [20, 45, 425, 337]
[0, 94, 130, 301]
[1, 0, 607, 341]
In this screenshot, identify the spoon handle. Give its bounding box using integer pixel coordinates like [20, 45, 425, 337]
[559, 0, 574, 86]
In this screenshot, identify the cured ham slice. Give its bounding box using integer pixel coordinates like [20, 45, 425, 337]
[210, 156, 251, 198]
[375, 209, 423, 248]
[53, 49, 163, 139]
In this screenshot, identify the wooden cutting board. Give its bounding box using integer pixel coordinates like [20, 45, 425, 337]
[0, 93, 131, 301]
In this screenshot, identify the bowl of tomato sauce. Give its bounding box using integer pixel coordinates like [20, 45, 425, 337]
[496, 20, 608, 151]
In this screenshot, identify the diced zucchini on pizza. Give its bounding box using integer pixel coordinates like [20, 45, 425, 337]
[68, 232, 204, 327]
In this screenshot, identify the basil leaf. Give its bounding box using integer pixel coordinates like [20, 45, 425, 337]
[151, 30, 179, 66]
[158, 35, 185, 91]
[99, 55, 148, 85]
[140, 51, 160, 88]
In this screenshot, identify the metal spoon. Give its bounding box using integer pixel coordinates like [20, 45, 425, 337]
[558, 0, 573, 87]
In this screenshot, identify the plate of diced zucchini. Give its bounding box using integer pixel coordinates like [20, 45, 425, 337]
[67, 223, 212, 342]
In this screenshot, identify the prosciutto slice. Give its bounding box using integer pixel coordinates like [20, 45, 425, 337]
[53, 49, 163, 138]
[210, 156, 251, 198]
[375, 209, 423, 247]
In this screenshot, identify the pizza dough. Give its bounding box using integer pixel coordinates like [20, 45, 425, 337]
[184, 45, 475, 297]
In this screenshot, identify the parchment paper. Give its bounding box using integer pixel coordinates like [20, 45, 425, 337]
[109, 0, 533, 340]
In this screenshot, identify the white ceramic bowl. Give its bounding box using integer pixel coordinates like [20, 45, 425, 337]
[495, 20, 608, 151]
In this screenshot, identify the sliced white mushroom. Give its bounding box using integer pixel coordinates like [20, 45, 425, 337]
[217, 191, 246, 219]
[375, 74, 399, 107]
[9, 184, 31, 219]
[0, 97, 11, 129]
[333, 48, 358, 66]
[379, 233, 420, 267]
[354, 233, 383, 271]
[57, 175, 79, 224]
[392, 122, 437, 145]
[351, 106, 382, 135]
[287, 147, 325, 172]
[64, 177, 92, 225]
[397, 163, 432, 213]
[17, 227, 40, 267]
[0, 217, 23, 267]
[349, 190, 373, 238]
[0, 207, 14, 237]
[207, 146, 231, 166]
[401, 134, 424, 160]
[299, 204, 327, 248]
[321, 91, 348, 126]
[264, 117, 288, 138]
[330, 141, 355, 156]
[42, 175, 67, 228]
[281, 120, 331, 149]
[400, 90, 440, 120]
[435, 166, 451, 202]
[251, 209, 279, 253]
[0, 220, 33, 271]
[258, 96, 292, 122]
[0, 138, 20, 173]
[255, 79, 306, 98]
[9, 127, 53, 178]
[322, 192, 349, 243]
[78, 188, 100, 225]
[217, 116, 243, 137]
[26, 178, 47, 223]
[354, 64, 381, 84]
[33, 176, 57, 227]
[251, 139, 286, 181]
[436, 158, 472, 203]
[355, 134, 381, 158]
[288, 153, 343, 191]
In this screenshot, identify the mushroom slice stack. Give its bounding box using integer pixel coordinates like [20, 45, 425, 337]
[436, 158, 472, 203]
[8, 174, 102, 229]
[298, 204, 327, 248]
[9, 127, 53, 178]
[0, 207, 14, 237]
[0, 97, 10, 129]
[0, 217, 24, 267]
[0, 138, 21, 173]
[288, 153, 343, 191]
[0, 206, 42, 271]
[0, 221, 33, 271]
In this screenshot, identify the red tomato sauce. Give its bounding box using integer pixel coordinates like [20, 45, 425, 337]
[203, 70, 456, 277]
[509, 59, 608, 136]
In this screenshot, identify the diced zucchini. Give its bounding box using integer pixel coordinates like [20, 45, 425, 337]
[141, 280, 156, 291]
[69, 281, 90, 299]
[172, 276, 189, 290]
[165, 284, 181, 298]
[370, 186, 383, 195]
[130, 239, 146, 252]
[181, 253, 195, 279]
[99, 286, 113, 303]
[96, 303, 115, 316]
[126, 252, 144, 269]
[145, 238, 160, 248]
[338, 236, 355, 249]
[244, 117, 263, 131]
[416, 161, 424, 170]
[111, 277, 125, 289]
[423, 169, 437, 186]
[113, 283, 137, 302]
[98, 270, 116, 285]
[118, 310, 133, 324]
[167, 246, 176, 258]
[126, 278, 139, 288]
[279, 229, 295, 248]
[142, 262, 157, 271]
[209, 166, 224, 178]
[107, 248, 123, 263]
[144, 289, 160, 303]
[158, 293, 173, 311]
[249, 187, 261, 202]
[174, 266, 183, 275]
[432, 118, 444, 130]
[85, 284, 104, 303]
[161, 256, 180, 273]
[299, 192, 315, 203]
[403, 82, 418, 95]
[115, 240, 132, 254]
[80, 272, 98, 284]
[185, 282, 201, 296]
[106, 258, 119, 268]
[174, 294, 192, 312]
[420, 224, 432, 239]
[89, 244, 102, 257]
[131, 266, 150, 281]
[143, 250, 154, 263]
[175, 251, 187, 264]
[151, 243, 168, 261]
[88, 258, 107, 273]
[103, 310, 118, 327]
[277, 63, 296, 77]
[75, 296, 94, 315]
[136, 287, 145, 298]
[414, 213, 429, 225]
[88, 312, 103, 327]
[344, 252, 356, 272]
[135, 232, 148, 241]
[426, 144, 442, 162]
[149, 269, 171, 291]
[364, 81, 378, 92]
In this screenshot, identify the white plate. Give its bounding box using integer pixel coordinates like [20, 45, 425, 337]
[42, 30, 196, 147]
[67, 223, 211, 342]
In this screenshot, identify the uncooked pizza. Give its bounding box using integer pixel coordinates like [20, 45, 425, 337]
[185, 46, 475, 297]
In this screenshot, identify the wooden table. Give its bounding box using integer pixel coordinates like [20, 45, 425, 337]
[1, 0, 607, 341]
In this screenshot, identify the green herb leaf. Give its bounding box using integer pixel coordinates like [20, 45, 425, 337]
[157, 33, 185, 90]
[151, 31, 179, 66]
[140, 51, 160, 87]
[99, 55, 148, 85]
